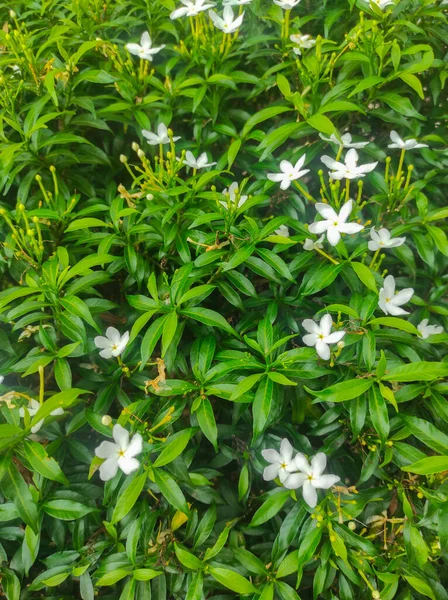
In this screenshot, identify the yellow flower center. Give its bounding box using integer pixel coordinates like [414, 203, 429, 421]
[385, 297, 390, 303]
[281, 462, 287, 469]
[112, 344, 118, 350]
[118, 450, 125, 457]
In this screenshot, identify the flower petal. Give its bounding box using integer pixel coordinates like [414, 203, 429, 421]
[302, 333, 318, 347]
[280, 438, 294, 462]
[302, 319, 320, 334]
[95, 441, 118, 459]
[99, 457, 119, 481]
[302, 480, 318, 507]
[294, 453, 311, 474]
[311, 452, 327, 477]
[325, 331, 345, 344]
[118, 456, 140, 475]
[315, 202, 337, 221]
[99, 348, 114, 359]
[263, 463, 280, 481]
[94, 336, 110, 349]
[308, 221, 329, 235]
[126, 433, 143, 458]
[283, 472, 308, 489]
[313, 474, 340, 489]
[326, 226, 341, 246]
[315, 341, 330, 360]
[113, 424, 130, 450]
[338, 199, 353, 224]
[338, 223, 364, 234]
[106, 327, 121, 344]
[261, 448, 281, 463]
[320, 314, 333, 337]
[393, 287, 414, 305]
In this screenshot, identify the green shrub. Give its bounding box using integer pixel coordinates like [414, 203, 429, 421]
[0, 1, 447, 599]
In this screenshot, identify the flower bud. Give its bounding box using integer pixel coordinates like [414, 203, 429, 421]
[131, 142, 139, 152]
[101, 415, 112, 426]
[18, 203, 25, 211]
[49, 165, 56, 173]
[337, 340, 345, 349]
[146, 194, 154, 200]
[10, 9, 16, 18]
[32, 216, 39, 223]
[372, 592, 380, 600]
[348, 521, 356, 530]
[119, 154, 127, 163]
[137, 149, 145, 159]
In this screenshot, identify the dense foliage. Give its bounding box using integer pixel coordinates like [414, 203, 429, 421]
[0, 1, 447, 599]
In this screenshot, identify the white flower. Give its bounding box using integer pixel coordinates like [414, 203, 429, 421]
[183, 151, 216, 170]
[267, 155, 309, 190]
[387, 130, 428, 150]
[303, 235, 324, 251]
[289, 34, 315, 55]
[126, 32, 165, 61]
[283, 452, 340, 508]
[308, 199, 364, 247]
[378, 275, 414, 316]
[94, 327, 129, 359]
[321, 149, 378, 180]
[275, 225, 290, 237]
[261, 438, 298, 485]
[273, 0, 301, 8]
[417, 319, 443, 339]
[319, 132, 369, 149]
[171, 0, 215, 19]
[95, 424, 143, 481]
[368, 227, 406, 251]
[371, 0, 395, 9]
[219, 182, 248, 209]
[142, 123, 181, 146]
[19, 399, 64, 434]
[223, 0, 251, 5]
[209, 6, 244, 33]
[302, 314, 345, 361]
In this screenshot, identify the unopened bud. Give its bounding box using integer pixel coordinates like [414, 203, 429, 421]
[131, 142, 139, 152]
[348, 521, 356, 530]
[119, 154, 127, 163]
[337, 341, 345, 349]
[146, 193, 154, 200]
[101, 415, 112, 426]
[27, 229, 34, 236]
[372, 592, 380, 600]
[10, 10, 16, 18]
[167, 128, 174, 137]
[18, 203, 25, 211]
[49, 165, 56, 173]
[137, 149, 145, 159]
[32, 216, 39, 223]
[35, 174, 42, 182]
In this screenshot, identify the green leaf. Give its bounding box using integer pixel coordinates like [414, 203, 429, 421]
[369, 385, 389, 444]
[400, 415, 448, 454]
[133, 569, 161, 581]
[65, 218, 110, 232]
[383, 361, 448, 382]
[161, 311, 178, 357]
[368, 317, 419, 335]
[230, 372, 264, 400]
[59, 295, 101, 332]
[253, 376, 275, 439]
[23, 440, 69, 485]
[174, 543, 203, 570]
[403, 576, 436, 600]
[153, 468, 189, 514]
[31, 388, 85, 428]
[351, 262, 377, 292]
[308, 378, 373, 403]
[209, 567, 258, 595]
[43, 499, 96, 520]
[181, 307, 236, 335]
[300, 262, 343, 296]
[307, 113, 335, 135]
[154, 429, 194, 467]
[250, 489, 291, 527]
[96, 569, 130, 586]
[111, 473, 147, 524]
[401, 456, 448, 475]
[2, 462, 39, 533]
[196, 398, 218, 451]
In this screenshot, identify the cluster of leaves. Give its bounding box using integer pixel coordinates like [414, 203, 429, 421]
[0, 1, 447, 599]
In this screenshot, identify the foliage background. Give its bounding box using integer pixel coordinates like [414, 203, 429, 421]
[0, 0, 447, 599]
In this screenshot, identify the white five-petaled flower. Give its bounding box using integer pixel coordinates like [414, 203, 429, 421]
[319, 132, 369, 149]
[303, 235, 324, 251]
[19, 399, 64, 434]
[183, 151, 216, 170]
[142, 123, 181, 146]
[308, 199, 364, 247]
[371, 0, 395, 9]
[273, 0, 302, 8]
[209, 6, 244, 33]
[289, 34, 315, 55]
[267, 155, 309, 191]
[275, 225, 290, 237]
[95, 424, 143, 481]
[170, 0, 214, 19]
[219, 182, 248, 209]
[283, 452, 340, 508]
[302, 314, 345, 361]
[321, 149, 378, 180]
[417, 319, 444, 339]
[94, 327, 130, 359]
[387, 130, 428, 150]
[125, 32, 165, 61]
[262, 438, 298, 485]
[378, 275, 414, 316]
[368, 227, 406, 251]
